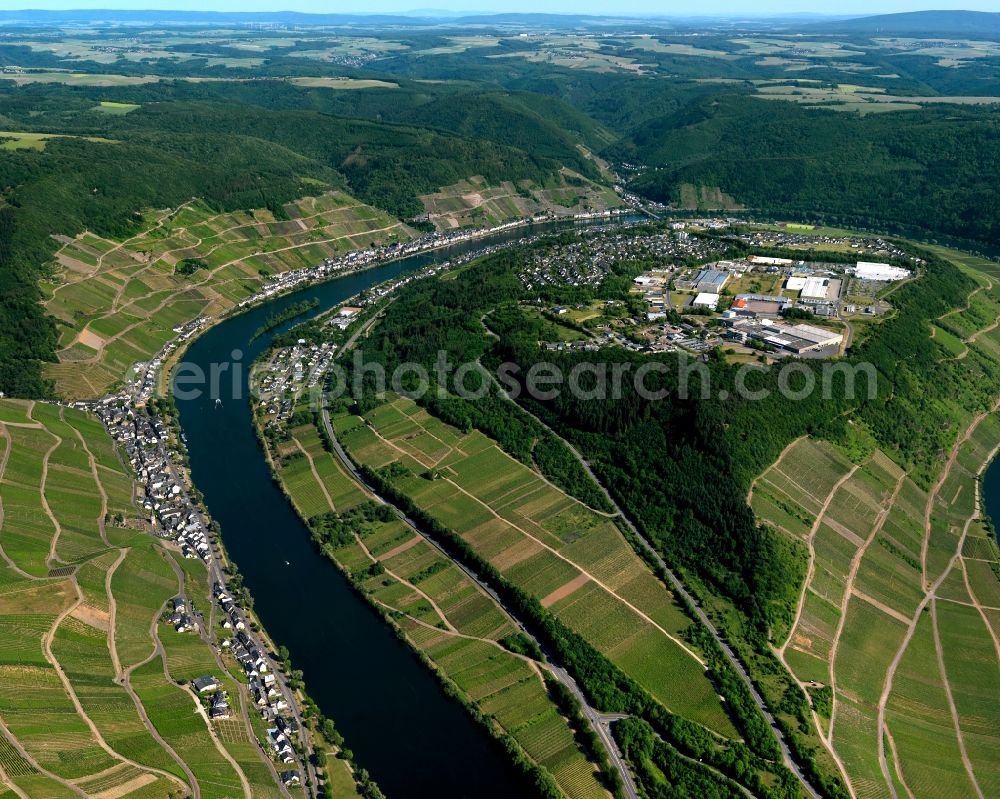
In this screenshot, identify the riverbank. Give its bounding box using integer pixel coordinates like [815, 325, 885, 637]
[147, 211, 644, 404]
[167, 248, 563, 798]
[250, 310, 626, 799]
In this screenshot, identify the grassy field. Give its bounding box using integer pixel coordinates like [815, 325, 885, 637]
[0, 398, 293, 798]
[752, 284, 1000, 799]
[43, 191, 416, 399]
[335, 394, 736, 739]
[93, 101, 141, 114]
[0, 71, 160, 87]
[270, 417, 613, 799]
[754, 83, 1000, 114]
[0, 130, 116, 151]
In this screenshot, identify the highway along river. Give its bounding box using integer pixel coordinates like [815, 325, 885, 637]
[173, 218, 637, 798]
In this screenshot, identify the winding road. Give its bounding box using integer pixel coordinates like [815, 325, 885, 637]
[319, 402, 640, 799]
[314, 314, 640, 798]
[481, 366, 824, 799]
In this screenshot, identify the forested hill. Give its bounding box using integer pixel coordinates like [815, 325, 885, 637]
[615, 94, 1000, 246]
[117, 102, 566, 218]
[0, 92, 592, 397]
[206, 85, 612, 177]
[0, 80, 611, 180]
[0, 133, 334, 397]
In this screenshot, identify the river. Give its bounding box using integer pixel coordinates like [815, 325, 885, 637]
[173, 217, 638, 798]
[982, 455, 1000, 539]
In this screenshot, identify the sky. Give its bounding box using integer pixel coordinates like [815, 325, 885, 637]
[8, 1, 1000, 17]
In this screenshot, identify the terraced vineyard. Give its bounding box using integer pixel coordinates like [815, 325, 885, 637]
[270, 418, 613, 799]
[0, 398, 302, 798]
[419, 175, 619, 230]
[42, 192, 416, 398]
[334, 394, 735, 738]
[752, 266, 1000, 799]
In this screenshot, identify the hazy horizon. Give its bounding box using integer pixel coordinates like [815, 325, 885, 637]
[3, 1, 999, 19]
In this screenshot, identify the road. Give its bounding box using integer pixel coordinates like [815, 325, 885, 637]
[310, 248, 810, 798]
[835, 279, 855, 354]
[319, 402, 641, 799]
[163, 447, 319, 796]
[485, 377, 823, 799]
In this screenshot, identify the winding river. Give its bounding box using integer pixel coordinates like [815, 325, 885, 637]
[173, 218, 638, 798]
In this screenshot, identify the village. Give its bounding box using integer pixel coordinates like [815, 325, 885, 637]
[238, 211, 621, 310]
[117, 214, 634, 409]
[254, 338, 339, 423]
[733, 226, 912, 260]
[77, 397, 312, 790]
[517, 225, 727, 291]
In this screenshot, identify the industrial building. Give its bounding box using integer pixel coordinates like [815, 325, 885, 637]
[800, 276, 835, 301]
[747, 255, 794, 266]
[854, 262, 912, 282]
[694, 269, 730, 293]
[692, 292, 720, 310]
[724, 319, 844, 355]
[731, 294, 791, 316]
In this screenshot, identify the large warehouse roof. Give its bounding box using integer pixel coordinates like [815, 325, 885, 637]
[855, 262, 911, 282]
[801, 276, 832, 300]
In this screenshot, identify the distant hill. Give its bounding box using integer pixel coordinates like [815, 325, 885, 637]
[0, 9, 429, 25]
[817, 10, 1000, 37]
[0, 9, 661, 28]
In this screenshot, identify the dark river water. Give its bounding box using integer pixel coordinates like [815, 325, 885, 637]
[173, 217, 638, 798]
[982, 454, 1000, 536]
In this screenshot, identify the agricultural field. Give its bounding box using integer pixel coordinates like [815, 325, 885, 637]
[754, 406, 1000, 797]
[42, 191, 416, 398]
[754, 83, 1000, 114]
[484, 36, 651, 74]
[93, 101, 141, 115]
[285, 77, 398, 90]
[419, 175, 620, 231]
[0, 398, 294, 798]
[0, 71, 160, 87]
[271, 419, 612, 799]
[336, 394, 736, 738]
[868, 36, 1000, 68]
